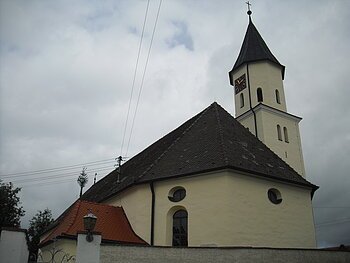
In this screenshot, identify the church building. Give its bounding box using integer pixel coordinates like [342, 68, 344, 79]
[40, 10, 318, 253]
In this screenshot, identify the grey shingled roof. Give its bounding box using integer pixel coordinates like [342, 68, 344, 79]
[82, 102, 317, 202]
[229, 18, 285, 79]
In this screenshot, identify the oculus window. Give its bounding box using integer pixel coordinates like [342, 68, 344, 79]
[268, 188, 282, 204]
[168, 187, 186, 202]
[172, 210, 188, 247]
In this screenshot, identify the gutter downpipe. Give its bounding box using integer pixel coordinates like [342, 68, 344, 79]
[150, 182, 155, 246]
[246, 63, 258, 138]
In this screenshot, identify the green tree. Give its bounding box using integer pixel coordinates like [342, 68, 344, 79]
[28, 208, 54, 257]
[77, 167, 88, 198]
[0, 180, 25, 228]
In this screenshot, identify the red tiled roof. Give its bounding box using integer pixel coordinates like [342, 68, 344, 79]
[40, 200, 146, 246]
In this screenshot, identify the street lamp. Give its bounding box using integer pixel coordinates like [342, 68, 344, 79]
[83, 209, 97, 242]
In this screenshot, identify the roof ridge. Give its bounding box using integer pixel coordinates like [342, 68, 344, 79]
[137, 104, 214, 180]
[79, 199, 122, 209]
[214, 104, 229, 165]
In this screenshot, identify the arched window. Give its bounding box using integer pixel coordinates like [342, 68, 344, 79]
[257, 88, 263, 102]
[277, 125, 282, 141]
[284, 127, 289, 143]
[275, 89, 281, 104]
[172, 210, 188, 247]
[240, 93, 244, 108]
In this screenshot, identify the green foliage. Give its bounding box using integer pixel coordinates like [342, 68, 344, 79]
[0, 181, 25, 228]
[77, 167, 88, 197]
[28, 208, 54, 256]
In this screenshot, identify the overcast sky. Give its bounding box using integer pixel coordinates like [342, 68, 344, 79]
[1, 0, 349, 248]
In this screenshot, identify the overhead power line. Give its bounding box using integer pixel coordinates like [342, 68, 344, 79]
[313, 206, 350, 209]
[0, 158, 115, 178]
[120, 0, 151, 157]
[126, 0, 163, 156]
[3, 166, 113, 184]
[315, 217, 350, 228]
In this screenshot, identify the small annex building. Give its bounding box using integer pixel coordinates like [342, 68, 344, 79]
[39, 200, 146, 261]
[40, 9, 319, 256]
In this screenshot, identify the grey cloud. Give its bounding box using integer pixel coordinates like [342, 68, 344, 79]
[0, 0, 349, 247]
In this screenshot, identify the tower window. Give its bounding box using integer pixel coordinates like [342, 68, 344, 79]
[172, 210, 188, 247]
[257, 88, 263, 102]
[275, 89, 281, 104]
[240, 93, 244, 108]
[277, 125, 282, 141]
[284, 127, 289, 143]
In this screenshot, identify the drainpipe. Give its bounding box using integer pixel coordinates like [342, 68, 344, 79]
[246, 63, 258, 138]
[150, 182, 155, 246]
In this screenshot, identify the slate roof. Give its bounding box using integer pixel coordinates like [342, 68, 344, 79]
[82, 102, 317, 203]
[40, 200, 146, 246]
[229, 18, 285, 79]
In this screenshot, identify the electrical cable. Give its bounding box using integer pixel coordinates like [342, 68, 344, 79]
[315, 218, 350, 228]
[0, 158, 115, 177]
[126, 0, 163, 156]
[3, 166, 113, 184]
[120, 0, 151, 157]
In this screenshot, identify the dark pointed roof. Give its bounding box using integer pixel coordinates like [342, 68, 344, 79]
[230, 19, 285, 79]
[82, 102, 317, 202]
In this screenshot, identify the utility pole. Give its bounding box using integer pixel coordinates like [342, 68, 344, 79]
[115, 156, 123, 183]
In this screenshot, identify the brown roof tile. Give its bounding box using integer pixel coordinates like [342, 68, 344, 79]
[40, 200, 146, 246]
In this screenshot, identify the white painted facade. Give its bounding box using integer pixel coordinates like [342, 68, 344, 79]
[0, 228, 29, 263]
[105, 170, 316, 248]
[76, 233, 101, 263]
[230, 61, 306, 176]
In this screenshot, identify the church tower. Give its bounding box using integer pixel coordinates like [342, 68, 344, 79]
[229, 10, 306, 177]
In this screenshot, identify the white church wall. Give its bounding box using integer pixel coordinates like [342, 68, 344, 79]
[258, 110, 306, 176]
[101, 169, 315, 248]
[100, 244, 350, 263]
[152, 170, 316, 248]
[231, 65, 248, 117]
[104, 184, 152, 243]
[248, 61, 287, 112]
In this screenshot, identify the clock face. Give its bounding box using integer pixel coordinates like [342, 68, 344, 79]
[234, 74, 247, 94]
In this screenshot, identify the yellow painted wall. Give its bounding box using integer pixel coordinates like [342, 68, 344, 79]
[152, 171, 316, 248]
[231, 61, 305, 176]
[231, 62, 287, 117]
[39, 239, 76, 262]
[104, 184, 152, 243]
[101, 170, 316, 248]
[248, 62, 287, 111]
[257, 110, 306, 176]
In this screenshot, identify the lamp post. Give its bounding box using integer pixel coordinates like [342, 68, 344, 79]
[83, 209, 97, 242]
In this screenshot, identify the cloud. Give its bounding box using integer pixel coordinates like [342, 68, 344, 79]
[0, 0, 349, 247]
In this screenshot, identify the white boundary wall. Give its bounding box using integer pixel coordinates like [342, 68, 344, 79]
[100, 244, 350, 263]
[0, 228, 29, 263]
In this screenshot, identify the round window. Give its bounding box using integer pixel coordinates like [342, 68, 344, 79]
[267, 188, 282, 204]
[168, 187, 186, 202]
